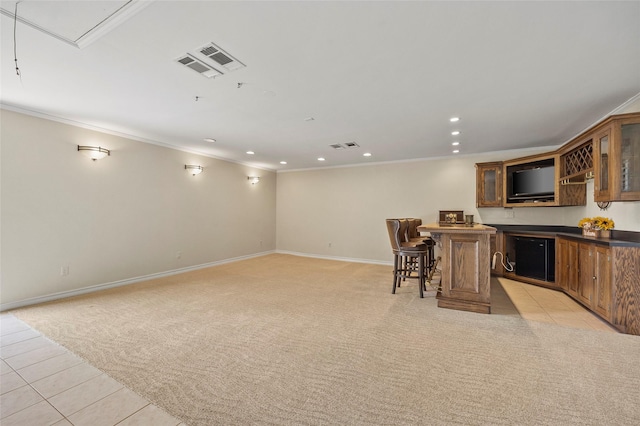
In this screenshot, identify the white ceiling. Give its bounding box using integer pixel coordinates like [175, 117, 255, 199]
[1, 1, 639, 171]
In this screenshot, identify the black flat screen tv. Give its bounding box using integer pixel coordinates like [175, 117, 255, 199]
[508, 165, 555, 202]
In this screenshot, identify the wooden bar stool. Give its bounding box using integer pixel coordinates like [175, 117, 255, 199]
[386, 219, 428, 298]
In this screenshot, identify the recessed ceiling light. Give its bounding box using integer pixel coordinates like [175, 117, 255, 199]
[453, 149, 460, 154]
[451, 131, 461, 136]
[449, 117, 460, 122]
[363, 152, 372, 157]
[452, 142, 460, 146]
[203, 138, 216, 143]
[280, 161, 287, 165]
[317, 157, 325, 161]
[246, 151, 255, 155]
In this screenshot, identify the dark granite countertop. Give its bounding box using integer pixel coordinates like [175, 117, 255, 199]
[485, 224, 640, 248]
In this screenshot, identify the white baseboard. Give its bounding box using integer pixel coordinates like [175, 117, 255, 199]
[1, 251, 276, 312]
[276, 250, 393, 266]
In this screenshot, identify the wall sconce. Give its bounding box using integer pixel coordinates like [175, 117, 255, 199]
[78, 145, 110, 161]
[185, 165, 203, 176]
[248, 176, 260, 185]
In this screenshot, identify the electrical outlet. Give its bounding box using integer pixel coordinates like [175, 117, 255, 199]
[176, 251, 182, 259]
[328, 242, 332, 248]
[60, 265, 69, 276]
[504, 208, 515, 218]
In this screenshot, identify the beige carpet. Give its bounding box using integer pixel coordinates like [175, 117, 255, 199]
[11, 254, 640, 425]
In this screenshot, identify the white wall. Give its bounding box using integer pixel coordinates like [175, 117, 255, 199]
[276, 149, 640, 264]
[3, 101, 639, 307]
[1, 110, 277, 308]
[276, 100, 640, 264]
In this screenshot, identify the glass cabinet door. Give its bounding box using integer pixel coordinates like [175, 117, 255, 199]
[620, 123, 640, 198]
[476, 163, 503, 207]
[599, 134, 609, 192]
[484, 169, 497, 202]
[594, 128, 610, 201]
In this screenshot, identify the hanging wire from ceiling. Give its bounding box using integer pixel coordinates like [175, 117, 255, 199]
[13, 1, 22, 79]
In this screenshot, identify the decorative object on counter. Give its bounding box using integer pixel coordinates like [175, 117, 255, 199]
[578, 216, 614, 238]
[439, 210, 464, 226]
[465, 214, 474, 226]
[597, 201, 611, 211]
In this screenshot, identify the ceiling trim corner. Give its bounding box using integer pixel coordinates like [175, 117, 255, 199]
[75, 0, 153, 49]
[0, 0, 154, 49]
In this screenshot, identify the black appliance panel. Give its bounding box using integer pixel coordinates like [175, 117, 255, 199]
[515, 237, 555, 282]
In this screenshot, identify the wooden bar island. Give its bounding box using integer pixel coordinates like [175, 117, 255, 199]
[418, 223, 497, 314]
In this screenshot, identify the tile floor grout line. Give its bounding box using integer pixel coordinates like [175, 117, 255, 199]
[0, 352, 67, 423]
[2, 314, 185, 425]
[112, 402, 152, 426]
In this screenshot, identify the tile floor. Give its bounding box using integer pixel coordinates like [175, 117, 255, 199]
[0, 279, 617, 425]
[0, 314, 184, 426]
[498, 277, 618, 333]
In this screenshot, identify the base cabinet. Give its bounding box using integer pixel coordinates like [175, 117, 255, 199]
[557, 238, 578, 295]
[593, 246, 612, 321]
[577, 243, 596, 307]
[497, 231, 639, 335]
[557, 237, 634, 330]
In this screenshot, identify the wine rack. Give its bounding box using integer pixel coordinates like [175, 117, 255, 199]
[561, 141, 593, 179]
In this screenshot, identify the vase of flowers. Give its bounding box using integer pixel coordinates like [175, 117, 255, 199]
[578, 216, 614, 238]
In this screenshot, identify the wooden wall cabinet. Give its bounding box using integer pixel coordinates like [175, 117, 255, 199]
[476, 162, 503, 207]
[501, 154, 586, 208]
[593, 113, 640, 202]
[594, 125, 612, 202]
[559, 139, 593, 182]
[475, 112, 640, 208]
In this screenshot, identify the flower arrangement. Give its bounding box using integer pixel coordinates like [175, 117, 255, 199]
[578, 216, 615, 231]
[578, 217, 614, 237]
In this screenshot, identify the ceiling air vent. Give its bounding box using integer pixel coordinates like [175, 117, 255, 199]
[330, 142, 360, 150]
[198, 42, 245, 72]
[176, 54, 221, 78]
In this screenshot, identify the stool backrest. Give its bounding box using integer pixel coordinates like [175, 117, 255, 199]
[385, 219, 402, 252]
[407, 218, 422, 239]
[400, 219, 411, 243]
